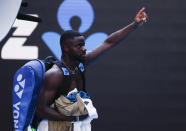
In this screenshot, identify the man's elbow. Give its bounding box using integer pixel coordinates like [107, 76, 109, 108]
[36, 104, 46, 118]
[104, 39, 113, 46]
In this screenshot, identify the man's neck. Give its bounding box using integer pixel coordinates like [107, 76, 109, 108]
[61, 54, 78, 69]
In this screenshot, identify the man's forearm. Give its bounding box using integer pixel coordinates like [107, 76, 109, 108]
[37, 106, 76, 121]
[104, 21, 139, 46]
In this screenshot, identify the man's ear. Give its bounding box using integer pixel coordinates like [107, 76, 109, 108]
[64, 47, 69, 52]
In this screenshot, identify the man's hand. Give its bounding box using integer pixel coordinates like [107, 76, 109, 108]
[135, 7, 148, 24]
[79, 114, 88, 121]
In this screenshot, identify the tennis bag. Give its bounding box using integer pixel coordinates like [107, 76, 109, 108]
[12, 56, 58, 131]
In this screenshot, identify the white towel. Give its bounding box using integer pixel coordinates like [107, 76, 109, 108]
[27, 125, 32, 131]
[81, 98, 98, 120]
[37, 119, 48, 131]
[73, 97, 98, 131]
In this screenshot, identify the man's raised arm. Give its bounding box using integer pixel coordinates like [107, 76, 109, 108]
[85, 7, 147, 64]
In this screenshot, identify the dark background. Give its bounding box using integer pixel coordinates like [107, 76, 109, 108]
[0, 0, 186, 130]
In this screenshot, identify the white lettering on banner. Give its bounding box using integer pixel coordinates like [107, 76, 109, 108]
[1, 38, 38, 60]
[13, 16, 38, 36]
[1, 14, 39, 60]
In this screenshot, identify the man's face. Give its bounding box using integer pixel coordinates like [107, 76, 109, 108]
[66, 36, 87, 62]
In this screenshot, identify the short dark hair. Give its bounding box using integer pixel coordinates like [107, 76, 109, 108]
[60, 30, 82, 50]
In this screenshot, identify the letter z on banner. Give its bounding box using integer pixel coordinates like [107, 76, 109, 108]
[1, 15, 39, 60]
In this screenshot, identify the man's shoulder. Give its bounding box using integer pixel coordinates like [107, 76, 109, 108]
[44, 64, 64, 83]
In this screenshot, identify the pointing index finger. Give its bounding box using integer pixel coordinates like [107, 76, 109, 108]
[139, 7, 145, 13]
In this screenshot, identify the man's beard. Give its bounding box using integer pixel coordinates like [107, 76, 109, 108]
[70, 53, 86, 62]
[76, 55, 86, 62]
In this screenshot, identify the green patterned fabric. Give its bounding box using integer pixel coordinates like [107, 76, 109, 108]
[32, 128, 36, 131]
